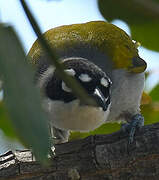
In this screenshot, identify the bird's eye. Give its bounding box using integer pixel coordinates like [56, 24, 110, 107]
[64, 69, 76, 76]
[62, 81, 72, 92]
[99, 77, 111, 98]
[100, 77, 109, 88]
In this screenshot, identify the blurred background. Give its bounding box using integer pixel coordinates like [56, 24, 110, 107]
[0, 0, 159, 154]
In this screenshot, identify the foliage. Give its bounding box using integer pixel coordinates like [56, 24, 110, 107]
[0, 102, 16, 138]
[0, 24, 50, 162]
[98, 0, 159, 52]
[142, 84, 159, 125]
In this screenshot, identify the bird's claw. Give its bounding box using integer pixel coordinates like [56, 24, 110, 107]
[121, 114, 144, 144]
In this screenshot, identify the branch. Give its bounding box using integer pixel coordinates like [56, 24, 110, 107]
[1, 123, 159, 179]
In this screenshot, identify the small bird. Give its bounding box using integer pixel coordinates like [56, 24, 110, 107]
[36, 57, 112, 143]
[28, 21, 147, 144]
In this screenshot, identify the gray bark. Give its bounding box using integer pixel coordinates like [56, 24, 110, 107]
[0, 123, 159, 180]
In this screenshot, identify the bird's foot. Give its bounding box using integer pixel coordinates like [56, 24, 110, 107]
[121, 114, 144, 144]
[49, 127, 69, 158]
[51, 127, 69, 144]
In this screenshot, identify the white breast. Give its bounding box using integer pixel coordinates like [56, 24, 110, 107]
[43, 99, 110, 132]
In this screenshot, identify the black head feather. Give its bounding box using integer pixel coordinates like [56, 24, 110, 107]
[45, 58, 111, 103]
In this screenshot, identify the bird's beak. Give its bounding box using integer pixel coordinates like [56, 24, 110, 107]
[129, 56, 147, 73]
[91, 88, 109, 111]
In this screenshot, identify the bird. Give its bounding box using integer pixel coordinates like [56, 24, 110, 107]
[35, 57, 112, 144]
[28, 21, 147, 144]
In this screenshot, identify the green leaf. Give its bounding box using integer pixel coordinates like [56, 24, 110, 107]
[0, 102, 17, 138]
[141, 84, 159, 125]
[98, 0, 159, 52]
[131, 22, 159, 52]
[0, 82, 2, 91]
[0, 24, 50, 162]
[141, 104, 159, 125]
[141, 92, 151, 105]
[70, 122, 120, 140]
[149, 84, 159, 102]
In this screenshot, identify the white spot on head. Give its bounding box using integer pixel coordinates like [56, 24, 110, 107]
[62, 81, 72, 92]
[79, 74, 92, 82]
[64, 69, 76, 76]
[100, 77, 108, 87]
